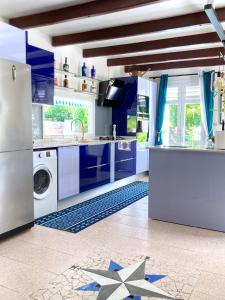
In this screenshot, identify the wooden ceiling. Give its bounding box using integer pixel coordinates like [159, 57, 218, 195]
[9, 0, 225, 72]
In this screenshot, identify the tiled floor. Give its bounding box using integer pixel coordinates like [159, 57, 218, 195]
[1, 179, 225, 299]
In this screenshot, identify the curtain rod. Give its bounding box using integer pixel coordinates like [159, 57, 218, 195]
[149, 73, 198, 79]
[150, 71, 219, 80]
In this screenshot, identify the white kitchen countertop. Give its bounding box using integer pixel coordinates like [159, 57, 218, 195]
[148, 145, 225, 153]
[33, 137, 137, 149]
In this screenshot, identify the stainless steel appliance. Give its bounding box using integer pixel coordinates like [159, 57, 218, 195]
[0, 58, 33, 237]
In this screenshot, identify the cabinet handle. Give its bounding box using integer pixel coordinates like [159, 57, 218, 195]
[12, 65, 16, 81]
[86, 163, 109, 170]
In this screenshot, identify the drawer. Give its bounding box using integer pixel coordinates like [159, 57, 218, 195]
[115, 158, 136, 181]
[115, 141, 136, 162]
[80, 163, 110, 192]
[80, 143, 110, 170]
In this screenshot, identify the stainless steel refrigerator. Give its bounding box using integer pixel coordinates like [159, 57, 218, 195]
[0, 58, 34, 236]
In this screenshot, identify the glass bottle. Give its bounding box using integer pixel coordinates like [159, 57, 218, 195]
[63, 57, 69, 72]
[91, 65, 96, 78]
[82, 62, 87, 76]
[63, 75, 69, 88]
[54, 76, 58, 86]
[82, 80, 87, 92]
[90, 81, 96, 93]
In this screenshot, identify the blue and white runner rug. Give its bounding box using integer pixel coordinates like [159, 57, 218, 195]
[35, 181, 149, 233]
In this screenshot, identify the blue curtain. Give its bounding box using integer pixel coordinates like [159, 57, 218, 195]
[155, 74, 168, 145]
[203, 71, 215, 139]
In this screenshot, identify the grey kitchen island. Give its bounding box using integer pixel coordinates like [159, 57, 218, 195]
[149, 146, 225, 232]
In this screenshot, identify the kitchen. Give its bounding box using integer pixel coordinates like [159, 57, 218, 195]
[1, 1, 225, 300]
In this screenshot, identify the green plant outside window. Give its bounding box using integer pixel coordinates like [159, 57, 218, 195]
[43, 105, 89, 136]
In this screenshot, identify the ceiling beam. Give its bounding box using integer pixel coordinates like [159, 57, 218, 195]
[9, 0, 160, 29]
[83, 32, 219, 57]
[124, 58, 222, 72]
[52, 7, 225, 46]
[107, 47, 224, 66]
[204, 3, 225, 47]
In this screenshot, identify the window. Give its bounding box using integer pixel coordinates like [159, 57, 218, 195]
[163, 76, 203, 147]
[43, 97, 95, 137]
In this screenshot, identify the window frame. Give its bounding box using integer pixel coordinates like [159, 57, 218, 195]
[163, 75, 204, 147]
[42, 97, 95, 139]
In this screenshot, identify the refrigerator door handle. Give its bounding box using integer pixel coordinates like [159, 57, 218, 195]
[12, 65, 16, 80]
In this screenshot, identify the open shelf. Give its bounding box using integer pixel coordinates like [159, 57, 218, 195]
[55, 69, 100, 83]
[55, 85, 98, 97]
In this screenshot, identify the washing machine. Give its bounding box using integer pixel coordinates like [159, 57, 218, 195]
[33, 149, 58, 219]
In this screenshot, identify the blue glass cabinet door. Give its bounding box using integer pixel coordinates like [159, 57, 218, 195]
[115, 158, 136, 181]
[112, 76, 138, 136]
[80, 144, 111, 192]
[80, 164, 110, 192]
[0, 22, 26, 63]
[26, 44, 54, 104]
[114, 141, 136, 181]
[115, 141, 136, 162]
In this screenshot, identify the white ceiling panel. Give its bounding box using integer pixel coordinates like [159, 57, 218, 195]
[36, 0, 225, 36]
[0, 0, 92, 18]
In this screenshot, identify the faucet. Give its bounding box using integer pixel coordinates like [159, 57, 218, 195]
[71, 118, 85, 141]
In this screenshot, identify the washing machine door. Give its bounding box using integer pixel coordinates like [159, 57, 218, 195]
[33, 165, 52, 200]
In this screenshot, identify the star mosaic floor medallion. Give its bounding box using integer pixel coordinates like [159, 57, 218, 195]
[76, 259, 177, 300]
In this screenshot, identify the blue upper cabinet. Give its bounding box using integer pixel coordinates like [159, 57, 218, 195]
[112, 76, 150, 136]
[26, 44, 54, 105]
[0, 22, 26, 63]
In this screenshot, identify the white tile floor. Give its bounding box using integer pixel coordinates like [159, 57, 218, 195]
[1, 176, 225, 299]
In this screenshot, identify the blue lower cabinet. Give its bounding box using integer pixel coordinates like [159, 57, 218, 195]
[80, 144, 110, 169]
[80, 164, 110, 192]
[115, 158, 136, 181]
[115, 141, 136, 162]
[80, 143, 111, 192]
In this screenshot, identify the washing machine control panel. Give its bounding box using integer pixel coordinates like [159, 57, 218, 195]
[39, 152, 51, 158]
[46, 151, 51, 157]
[34, 150, 57, 160]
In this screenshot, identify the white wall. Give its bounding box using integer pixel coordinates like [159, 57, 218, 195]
[0, 16, 8, 23]
[27, 29, 124, 80]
